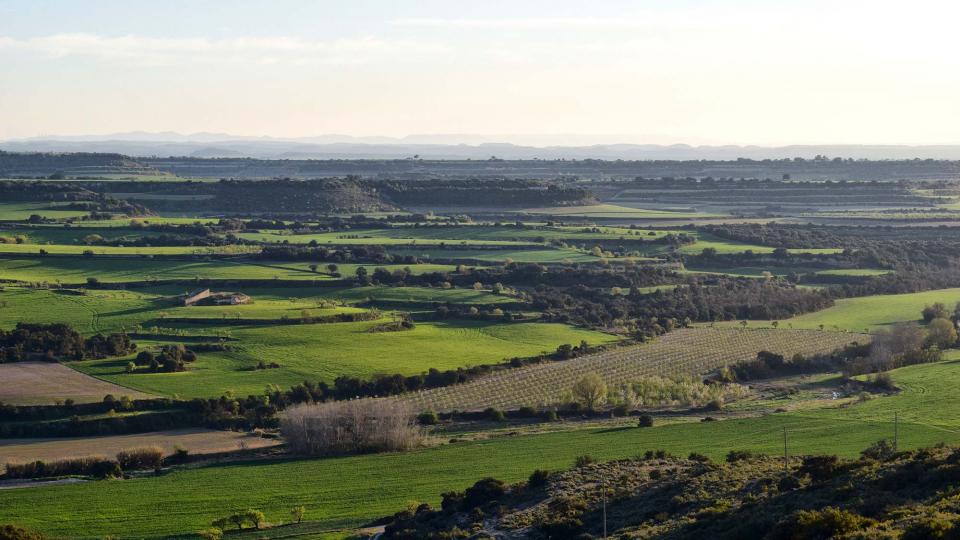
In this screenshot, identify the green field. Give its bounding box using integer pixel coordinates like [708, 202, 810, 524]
[519, 204, 717, 219]
[719, 287, 960, 332]
[0, 202, 91, 221]
[75, 320, 618, 398]
[2, 359, 958, 538]
[677, 233, 844, 256]
[0, 258, 460, 283]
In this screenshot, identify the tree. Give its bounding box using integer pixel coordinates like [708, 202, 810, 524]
[922, 303, 949, 323]
[244, 509, 265, 530]
[327, 263, 338, 273]
[571, 373, 607, 410]
[291, 506, 305, 524]
[308, 264, 318, 273]
[926, 318, 957, 349]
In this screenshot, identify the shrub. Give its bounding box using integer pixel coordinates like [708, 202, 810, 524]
[638, 414, 654, 428]
[4, 456, 120, 479]
[903, 516, 955, 540]
[485, 407, 505, 422]
[517, 406, 537, 417]
[726, 450, 756, 463]
[772, 507, 873, 540]
[542, 410, 559, 422]
[872, 372, 895, 390]
[861, 439, 896, 461]
[688, 452, 711, 463]
[778, 475, 802, 491]
[168, 446, 190, 465]
[281, 400, 423, 456]
[417, 410, 439, 425]
[574, 455, 595, 468]
[116, 447, 164, 471]
[800, 455, 842, 482]
[0, 524, 45, 540]
[196, 528, 222, 540]
[528, 469, 550, 488]
[612, 404, 629, 417]
[462, 478, 506, 509]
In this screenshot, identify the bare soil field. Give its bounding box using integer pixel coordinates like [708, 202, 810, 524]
[0, 362, 152, 405]
[0, 428, 280, 469]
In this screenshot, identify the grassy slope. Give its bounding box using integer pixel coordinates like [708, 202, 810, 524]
[2, 359, 959, 538]
[718, 287, 960, 332]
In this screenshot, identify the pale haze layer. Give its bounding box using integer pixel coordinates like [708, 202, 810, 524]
[1, 0, 958, 145]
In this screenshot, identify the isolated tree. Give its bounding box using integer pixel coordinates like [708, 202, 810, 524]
[572, 373, 607, 410]
[926, 318, 958, 349]
[326, 263, 338, 273]
[291, 506, 305, 524]
[308, 264, 318, 273]
[244, 509, 265, 530]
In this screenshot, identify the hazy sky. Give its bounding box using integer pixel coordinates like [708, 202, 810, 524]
[2, 0, 959, 145]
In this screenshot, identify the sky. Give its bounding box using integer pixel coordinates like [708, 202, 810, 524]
[1, 0, 960, 146]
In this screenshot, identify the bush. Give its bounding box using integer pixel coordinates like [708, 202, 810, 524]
[726, 450, 756, 463]
[4, 456, 120, 479]
[116, 446, 164, 471]
[542, 410, 559, 422]
[638, 414, 654, 428]
[778, 475, 802, 491]
[861, 439, 896, 461]
[168, 446, 190, 465]
[528, 469, 550, 488]
[462, 478, 506, 509]
[772, 507, 873, 540]
[0, 524, 45, 540]
[417, 410, 439, 426]
[688, 452, 711, 463]
[612, 404, 629, 417]
[574, 455, 595, 468]
[872, 372, 895, 390]
[196, 528, 222, 540]
[485, 407, 505, 422]
[281, 400, 423, 456]
[799, 455, 842, 482]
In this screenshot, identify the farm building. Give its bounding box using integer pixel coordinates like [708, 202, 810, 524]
[211, 292, 252, 305]
[180, 289, 251, 306]
[182, 288, 211, 306]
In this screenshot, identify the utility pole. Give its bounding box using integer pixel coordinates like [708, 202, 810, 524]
[783, 427, 788, 471]
[894, 411, 899, 453]
[602, 472, 607, 539]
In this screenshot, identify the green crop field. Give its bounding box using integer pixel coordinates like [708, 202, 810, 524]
[677, 233, 844, 256]
[717, 287, 960, 332]
[0, 202, 91, 221]
[519, 204, 717, 219]
[0, 257, 460, 284]
[3, 358, 958, 538]
[75, 321, 619, 398]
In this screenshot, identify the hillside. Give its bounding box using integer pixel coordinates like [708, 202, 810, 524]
[383, 447, 960, 539]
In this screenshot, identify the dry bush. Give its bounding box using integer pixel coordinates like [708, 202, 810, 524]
[4, 455, 119, 479]
[281, 399, 423, 456]
[116, 446, 164, 471]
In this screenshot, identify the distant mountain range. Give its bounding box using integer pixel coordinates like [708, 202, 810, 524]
[5, 133, 960, 160]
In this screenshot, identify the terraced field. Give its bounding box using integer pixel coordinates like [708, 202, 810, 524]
[403, 328, 862, 412]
